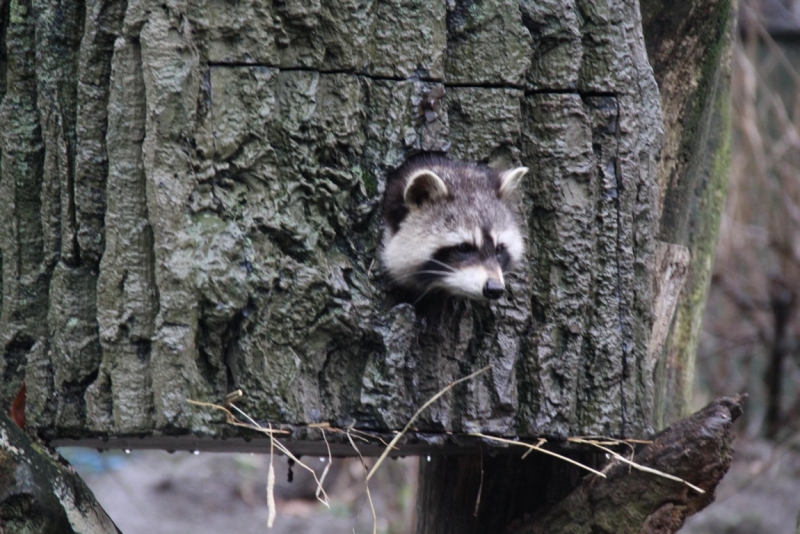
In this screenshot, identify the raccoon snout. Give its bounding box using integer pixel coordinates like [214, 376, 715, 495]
[483, 280, 505, 299]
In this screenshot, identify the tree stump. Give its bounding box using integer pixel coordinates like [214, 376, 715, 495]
[3, 0, 668, 451]
[0, 0, 737, 532]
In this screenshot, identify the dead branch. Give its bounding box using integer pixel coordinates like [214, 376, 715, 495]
[510, 395, 745, 534]
[0, 412, 121, 533]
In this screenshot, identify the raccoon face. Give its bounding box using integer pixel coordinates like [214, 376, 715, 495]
[381, 156, 527, 302]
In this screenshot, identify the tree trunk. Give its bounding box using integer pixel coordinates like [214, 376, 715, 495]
[3, 0, 665, 452]
[642, 0, 738, 426]
[0, 0, 735, 532]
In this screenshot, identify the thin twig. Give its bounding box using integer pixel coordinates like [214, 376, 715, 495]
[316, 428, 332, 502]
[267, 423, 276, 528]
[186, 399, 288, 433]
[520, 437, 547, 460]
[473, 449, 484, 517]
[347, 427, 396, 448]
[567, 435, 651, 459]
[468, 433, 607, 478]
[366, 365, 492, 481]
[229, 403, 263, 428]
[187, 399, 329, 506]
[569, 438, 705, 494]
[346, 429, 378, 534]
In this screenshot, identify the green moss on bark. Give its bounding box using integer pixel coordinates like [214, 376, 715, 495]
[644, 0, 736, 425]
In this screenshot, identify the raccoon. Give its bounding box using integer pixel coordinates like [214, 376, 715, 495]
[381, 155, 527, 303]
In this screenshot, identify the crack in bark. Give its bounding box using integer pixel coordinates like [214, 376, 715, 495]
[612, 96, 631, 436]
[207, 62, 619, 96]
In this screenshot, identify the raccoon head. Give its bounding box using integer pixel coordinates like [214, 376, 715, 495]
[381, 156, 527, 302]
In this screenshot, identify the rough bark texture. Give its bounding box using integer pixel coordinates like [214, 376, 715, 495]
[413, 395, 742, 534]
[0, 1, 738, 533]
[641, 0, 737, 426]
[510, 395, 743, 534]
[0, 412, 121, 533]
[1, 0, 674, 453]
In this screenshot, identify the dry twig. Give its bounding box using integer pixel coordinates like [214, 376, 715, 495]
[346, 429, 378, 534]
[569, 437, 706, 494]
[267, 423, 276, 528]
[366, 364, 492, 481]
[467, 433, 606, 478]
[186, 398, 330, 507]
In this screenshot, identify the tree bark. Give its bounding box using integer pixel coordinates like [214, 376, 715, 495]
[641, 0, 738, 426]
[414, 395, 743, 534]
[1, 0, 669, 452]
[511, 395, 743, 534]
[0, 0, 735, 533]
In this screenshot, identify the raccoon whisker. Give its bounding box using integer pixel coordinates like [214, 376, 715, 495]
[413, 286, 438, 305]
[413, 285, 441, 306]
[424, 259, 458, 272]
[390, 270, 449, 283]
[411, 270, 450, 278]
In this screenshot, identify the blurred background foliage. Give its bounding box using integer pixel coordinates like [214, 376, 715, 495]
[683, 2, 800, 531]
[695, 0, 800, 441]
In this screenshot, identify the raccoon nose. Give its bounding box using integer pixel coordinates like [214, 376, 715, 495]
[483, 280, 505, 299]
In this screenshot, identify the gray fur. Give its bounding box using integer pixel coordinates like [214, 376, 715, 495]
[381, 156, 526, 302]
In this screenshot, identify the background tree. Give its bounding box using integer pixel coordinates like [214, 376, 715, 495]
[697, 0, 800, 440]
[0, 0, 736, 532]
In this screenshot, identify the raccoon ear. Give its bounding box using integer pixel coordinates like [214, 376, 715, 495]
[403, 169, 449, 208]
[498, 167, 528, 200]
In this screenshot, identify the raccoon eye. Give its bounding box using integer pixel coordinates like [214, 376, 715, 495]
[455, 243, 476, 254]
[495, 243, 511, 270]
